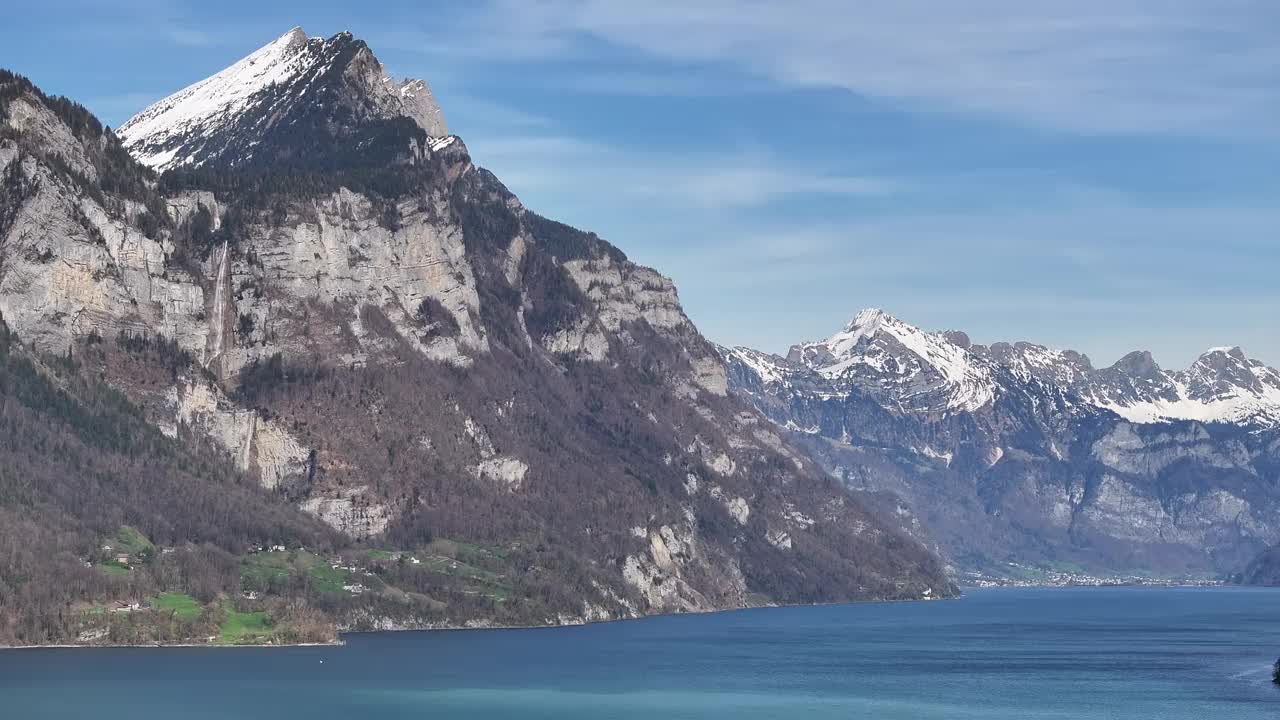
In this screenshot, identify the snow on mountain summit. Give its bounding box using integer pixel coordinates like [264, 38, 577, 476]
[786, 309, 997, 414]
[1090, 345, 1280, 427]
[118, 27, 311, 169]
[736, 309, 1280, 428]
[118, 27, 449, 172]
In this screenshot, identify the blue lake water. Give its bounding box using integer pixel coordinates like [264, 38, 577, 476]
[2, 587, 1278, 718]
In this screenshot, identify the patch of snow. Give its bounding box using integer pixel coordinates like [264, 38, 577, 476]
[1102, 392, 1280, 427]
[987, 446, 1005, 467]
[119, 28, 315, 170]
[119, 26, 449, 170]
[727, 346, 790, 386]
[918, 445, 953, 467]
[428, 135, 456, 151]
[1098, 372, 1280, 427]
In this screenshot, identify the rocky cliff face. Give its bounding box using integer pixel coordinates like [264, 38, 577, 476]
[723, 310, 1280, 579]
[0, 31, 953, 630]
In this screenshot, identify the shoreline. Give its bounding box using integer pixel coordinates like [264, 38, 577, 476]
[0, 640, 342, 651]
[2, 583, 1269, 651]
[0, 592, 951, 651]
[961, 580, 1227, 590]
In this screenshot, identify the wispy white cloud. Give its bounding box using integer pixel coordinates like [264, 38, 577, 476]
[423, 0, 1280, 137]
[467, 133, 899, 210]
[661, 167, 898, 207]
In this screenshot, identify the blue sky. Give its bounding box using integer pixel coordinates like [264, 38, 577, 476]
[7, 1, 1279, 368]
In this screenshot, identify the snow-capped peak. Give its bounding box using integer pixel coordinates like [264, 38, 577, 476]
[826, 308, 889, 356]
[787, 309, 997, 414]
[846, 307, 889, 333]
[118, 27, 449, 172]
[119, 28, 314, 170]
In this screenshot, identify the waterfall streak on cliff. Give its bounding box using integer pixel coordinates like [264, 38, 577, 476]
[206, 240, 230, 367]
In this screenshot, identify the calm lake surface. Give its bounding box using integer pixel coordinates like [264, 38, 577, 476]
[2, 587, 1278, 719]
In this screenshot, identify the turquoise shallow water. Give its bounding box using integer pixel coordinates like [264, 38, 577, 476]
[2, 587, 1279, 718]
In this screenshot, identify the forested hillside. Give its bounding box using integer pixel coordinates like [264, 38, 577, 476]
[0, 315, 341, 644]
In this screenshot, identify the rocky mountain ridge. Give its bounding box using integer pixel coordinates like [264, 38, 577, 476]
[742, 308, 1280, 428]
[119, 27, 449, 172]
[723, 309, 1280, 579]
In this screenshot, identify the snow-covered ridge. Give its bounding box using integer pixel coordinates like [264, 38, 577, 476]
[1091, 348, 1280, 427]
[787, 308, 997, 414]
[118, 28, 312, 169]
[730, 308, 1280, 428]
[118, 26, 449, 172]
[721, 346, 795, 387]
[1095, 383, 1280, 426]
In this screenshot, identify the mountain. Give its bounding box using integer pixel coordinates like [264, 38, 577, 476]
[117, 27, 449, 173]
[785, 308, 998, 416]
[723, 309, 1280, 580]
[767, 308, 1280, 429]
[985, 342, 1280, 429]
[0, 32, 952, 644]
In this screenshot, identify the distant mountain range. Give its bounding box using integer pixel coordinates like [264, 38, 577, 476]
[722, 309, 1280, 580]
